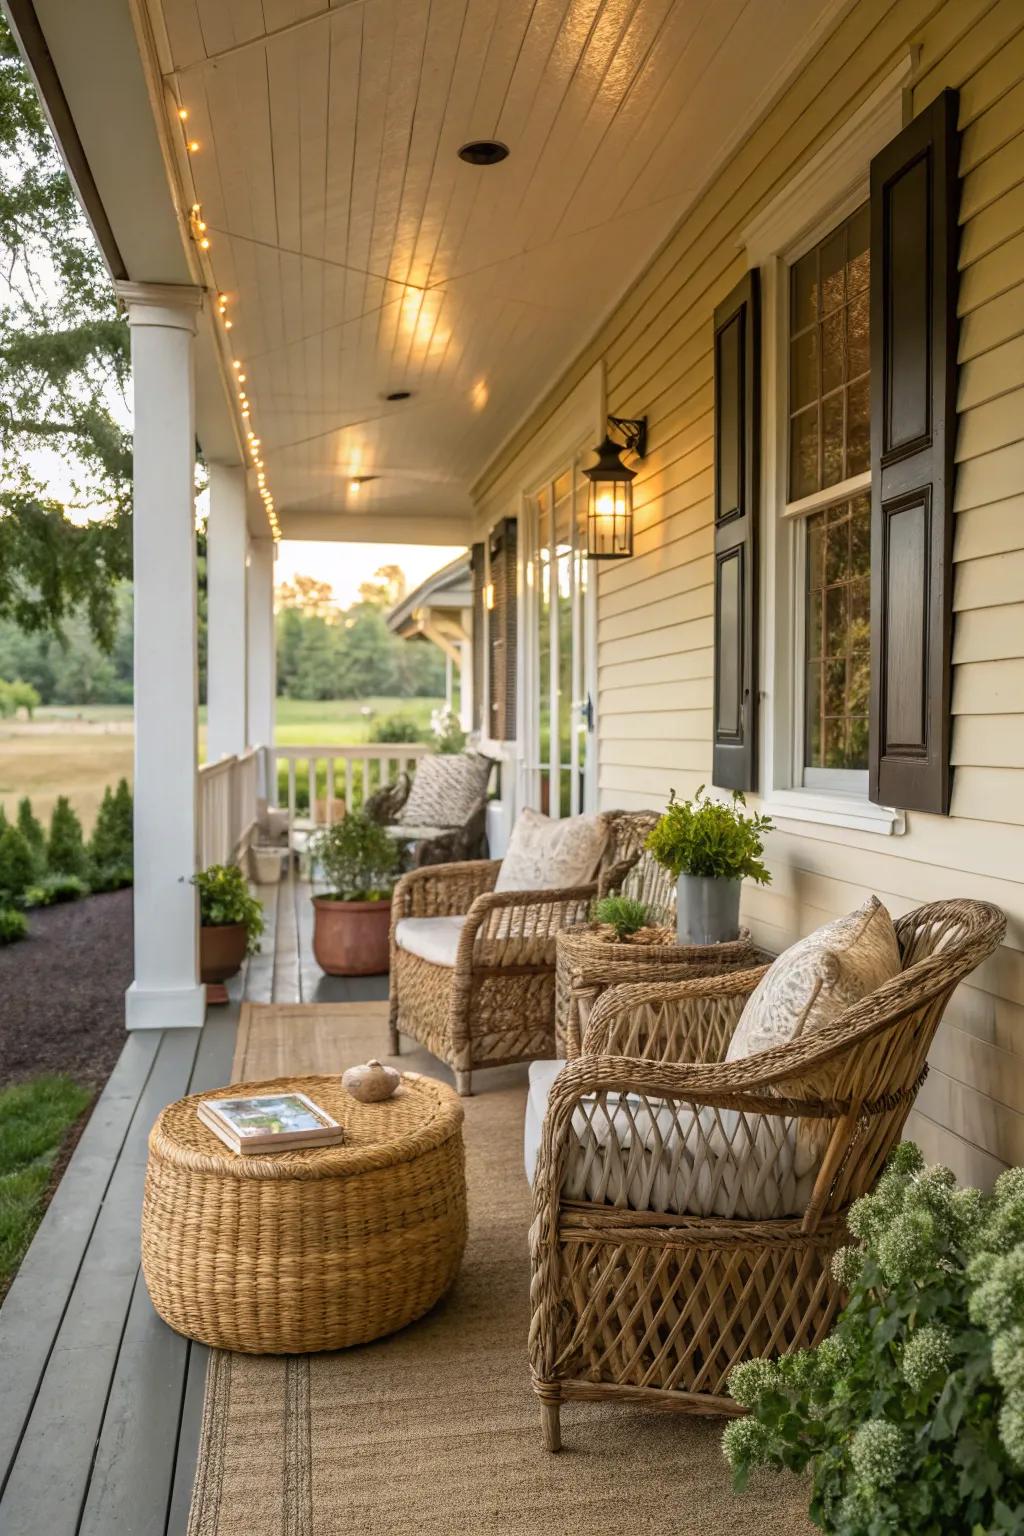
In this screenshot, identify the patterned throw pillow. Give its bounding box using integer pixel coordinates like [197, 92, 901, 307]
[398, 753, 493, 828]
[726, 896, 902, 1062]
[495, 808, 608, 893]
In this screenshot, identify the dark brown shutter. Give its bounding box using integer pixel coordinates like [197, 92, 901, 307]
[869, 89, 959, 814]
[712, 269, 760, 792]
[470, 541, 485, 733]
[488, 518, 517, 741]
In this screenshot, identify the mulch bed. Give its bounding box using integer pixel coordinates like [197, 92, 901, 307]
[0, 888, 133, 1092]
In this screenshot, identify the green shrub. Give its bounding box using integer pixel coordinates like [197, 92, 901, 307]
[723, 1143, 1024, 1534]
[47, 796, 87, 879]
[309, 813, 400, 901]
[0, 828, 36, 905]
[593, 895, 652, 939]
[16, 798, 45, 867]
[0, 907, 28, 944]
[646, 786, 773, 885]
[370, 714, 422, 744]
[39, 873, 89, 904]
[89, 780, 133, 889]
[191, 864, 264, 954]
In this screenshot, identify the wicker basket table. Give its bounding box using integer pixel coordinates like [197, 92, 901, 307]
[142, 1072, 466, 1354]
[555, 924, 772, 1057]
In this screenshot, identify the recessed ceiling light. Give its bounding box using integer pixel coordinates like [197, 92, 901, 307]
[383, 389, 412, 402]
[458, 140, 509, 166]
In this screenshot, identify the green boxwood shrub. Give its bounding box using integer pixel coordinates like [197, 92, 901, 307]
[0, 907, 28, 944]
[0, 827, 36, 906]
[89, 779, 133, 890]
[370, 714, 422, 744]
[47, 796, 88, 879]
[723, 1143, 1024, 1534]
[16, 798, 45, 874]
[309, 813, 400, 901]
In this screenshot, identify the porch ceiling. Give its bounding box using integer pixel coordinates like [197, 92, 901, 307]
[16, 0, 849, 541]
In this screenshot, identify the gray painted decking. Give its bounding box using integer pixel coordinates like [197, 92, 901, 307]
[0, 876, 387, 1536]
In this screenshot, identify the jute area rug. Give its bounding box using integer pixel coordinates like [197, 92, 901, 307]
[187, 1002, 813, 1536]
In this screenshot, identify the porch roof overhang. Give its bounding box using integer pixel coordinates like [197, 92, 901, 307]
[387, 553, 472, 643]
[5, 0, 852, 548]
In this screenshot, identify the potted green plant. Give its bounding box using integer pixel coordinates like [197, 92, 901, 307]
[192, 863, 264, 1003]
[593, 895, 655, 942]
[309, 812, 400, 975]
[722, 1142, 1024, 1534]
[646, 785, 772, 945]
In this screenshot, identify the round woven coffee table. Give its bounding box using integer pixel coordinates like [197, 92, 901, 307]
[142, 1072, 466, 1354]
[555, 924, 771, 1057]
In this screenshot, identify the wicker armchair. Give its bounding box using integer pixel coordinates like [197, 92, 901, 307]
[528, 899, 1006, 1450]
[388, 810, 652, 1095]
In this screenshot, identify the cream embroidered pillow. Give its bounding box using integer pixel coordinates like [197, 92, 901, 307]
[726, 896, 901, 1063]
[495, 808, 608, 893]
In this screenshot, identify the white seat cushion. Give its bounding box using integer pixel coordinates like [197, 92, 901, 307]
[394, 915, 466, 967]
[524, 1059, 818, 1219]
[495, 808, 608, 893]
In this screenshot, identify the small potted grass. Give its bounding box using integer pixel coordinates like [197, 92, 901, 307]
[192, 863, 264, 1003]
[646, 786, 772, 946]
[309, 812, 400, 976]
[592, 895, 659, 944]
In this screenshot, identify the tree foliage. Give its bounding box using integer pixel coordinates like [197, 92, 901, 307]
[0, 16, 132, 645]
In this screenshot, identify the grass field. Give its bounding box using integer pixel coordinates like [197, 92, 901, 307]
[0, 697, 443, 830]
[0, 1076, 93, 1298]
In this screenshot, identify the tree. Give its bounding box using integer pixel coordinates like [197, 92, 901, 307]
[47, 794, 87, 877]
[89, 779, 133, 889]
[358, 565, 406, 607]
[275, 574, 336, 619]
[16, 796, 45, 872]
[0, 17, 132, 647]
[0, 825, 35, 903]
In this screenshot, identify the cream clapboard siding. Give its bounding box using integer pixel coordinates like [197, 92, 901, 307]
[472, 0, 1024, 1188]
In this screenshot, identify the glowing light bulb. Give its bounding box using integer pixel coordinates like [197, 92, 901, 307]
[178, 108, 189, 122]
[188, 140, 200, 153]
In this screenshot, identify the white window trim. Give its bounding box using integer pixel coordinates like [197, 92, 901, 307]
[743, 56, 913, 838]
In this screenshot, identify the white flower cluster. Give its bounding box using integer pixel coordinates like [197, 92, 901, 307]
[849, 1419, 905, 1489]
[727, 1357, 778, 1409]
[901, 1323, 952, 1392]
[721, 1415, 771, 1470]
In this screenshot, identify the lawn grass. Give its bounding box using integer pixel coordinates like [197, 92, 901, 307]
[1, 696, 444, 829]
[0, 1075, 93, 1296]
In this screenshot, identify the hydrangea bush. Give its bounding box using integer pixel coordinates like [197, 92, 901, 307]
[722, 1142, 1024, 1534]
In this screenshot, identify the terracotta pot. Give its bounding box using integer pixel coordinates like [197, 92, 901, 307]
[199, 921, 248, 1005]
[312, 897, 391, 976]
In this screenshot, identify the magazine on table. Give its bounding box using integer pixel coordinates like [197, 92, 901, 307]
[197, 1091, 343, 1155]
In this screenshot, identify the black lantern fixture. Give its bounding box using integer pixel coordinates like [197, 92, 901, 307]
[583, 415, 647, 559]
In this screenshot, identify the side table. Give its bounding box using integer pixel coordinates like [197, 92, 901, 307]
[555, 924, 772, 1058]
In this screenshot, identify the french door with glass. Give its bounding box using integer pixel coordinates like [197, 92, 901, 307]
[521, 459, 596, 818]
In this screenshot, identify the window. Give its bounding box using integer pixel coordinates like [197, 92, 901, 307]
[785, 203, 871, 785]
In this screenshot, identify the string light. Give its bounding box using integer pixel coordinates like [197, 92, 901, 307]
[178, 107, 189, 122]
[188, 139, 200, 154]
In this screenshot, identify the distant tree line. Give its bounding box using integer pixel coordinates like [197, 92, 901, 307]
[275, 569, 445, 702]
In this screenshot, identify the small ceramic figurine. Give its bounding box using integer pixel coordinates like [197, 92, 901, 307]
[342, 1058, 401, 1103]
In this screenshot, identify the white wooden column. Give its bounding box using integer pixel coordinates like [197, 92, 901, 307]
[206, 463, 249, 761]
[247, 534, 276, 763]
[117, 281, 205, 1031]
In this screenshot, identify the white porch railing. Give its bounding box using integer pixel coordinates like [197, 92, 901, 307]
[263, 744, 433, 831]
[197, 747, 259, 868]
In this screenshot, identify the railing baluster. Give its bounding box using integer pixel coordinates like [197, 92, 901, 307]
[326, 758, 335, 824]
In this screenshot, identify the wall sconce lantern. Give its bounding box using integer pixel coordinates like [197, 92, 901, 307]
[584, 415, 647, 559]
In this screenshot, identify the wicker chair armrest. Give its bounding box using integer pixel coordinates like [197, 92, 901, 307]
[454, 884, 592, 964]
[579, 966, 769, 1063]
[391, 859, 501, 922]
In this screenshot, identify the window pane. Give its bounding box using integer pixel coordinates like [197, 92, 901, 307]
[847, 290, 869, 378]
[820, 231, 845, 313]
[791, 250, 817, 331]
[846, 376, 870, 476]
[847, 203, 870, 294]
[790, 329, 818, 410]
[804, 498, 871, 771]
[787, 202, 870, 501]
[789, 406, 818, 500]
[822, 392, 844, 487]
[821, 311, 844, 393]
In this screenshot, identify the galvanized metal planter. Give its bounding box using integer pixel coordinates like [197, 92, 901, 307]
[675, 874, 742, 946]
